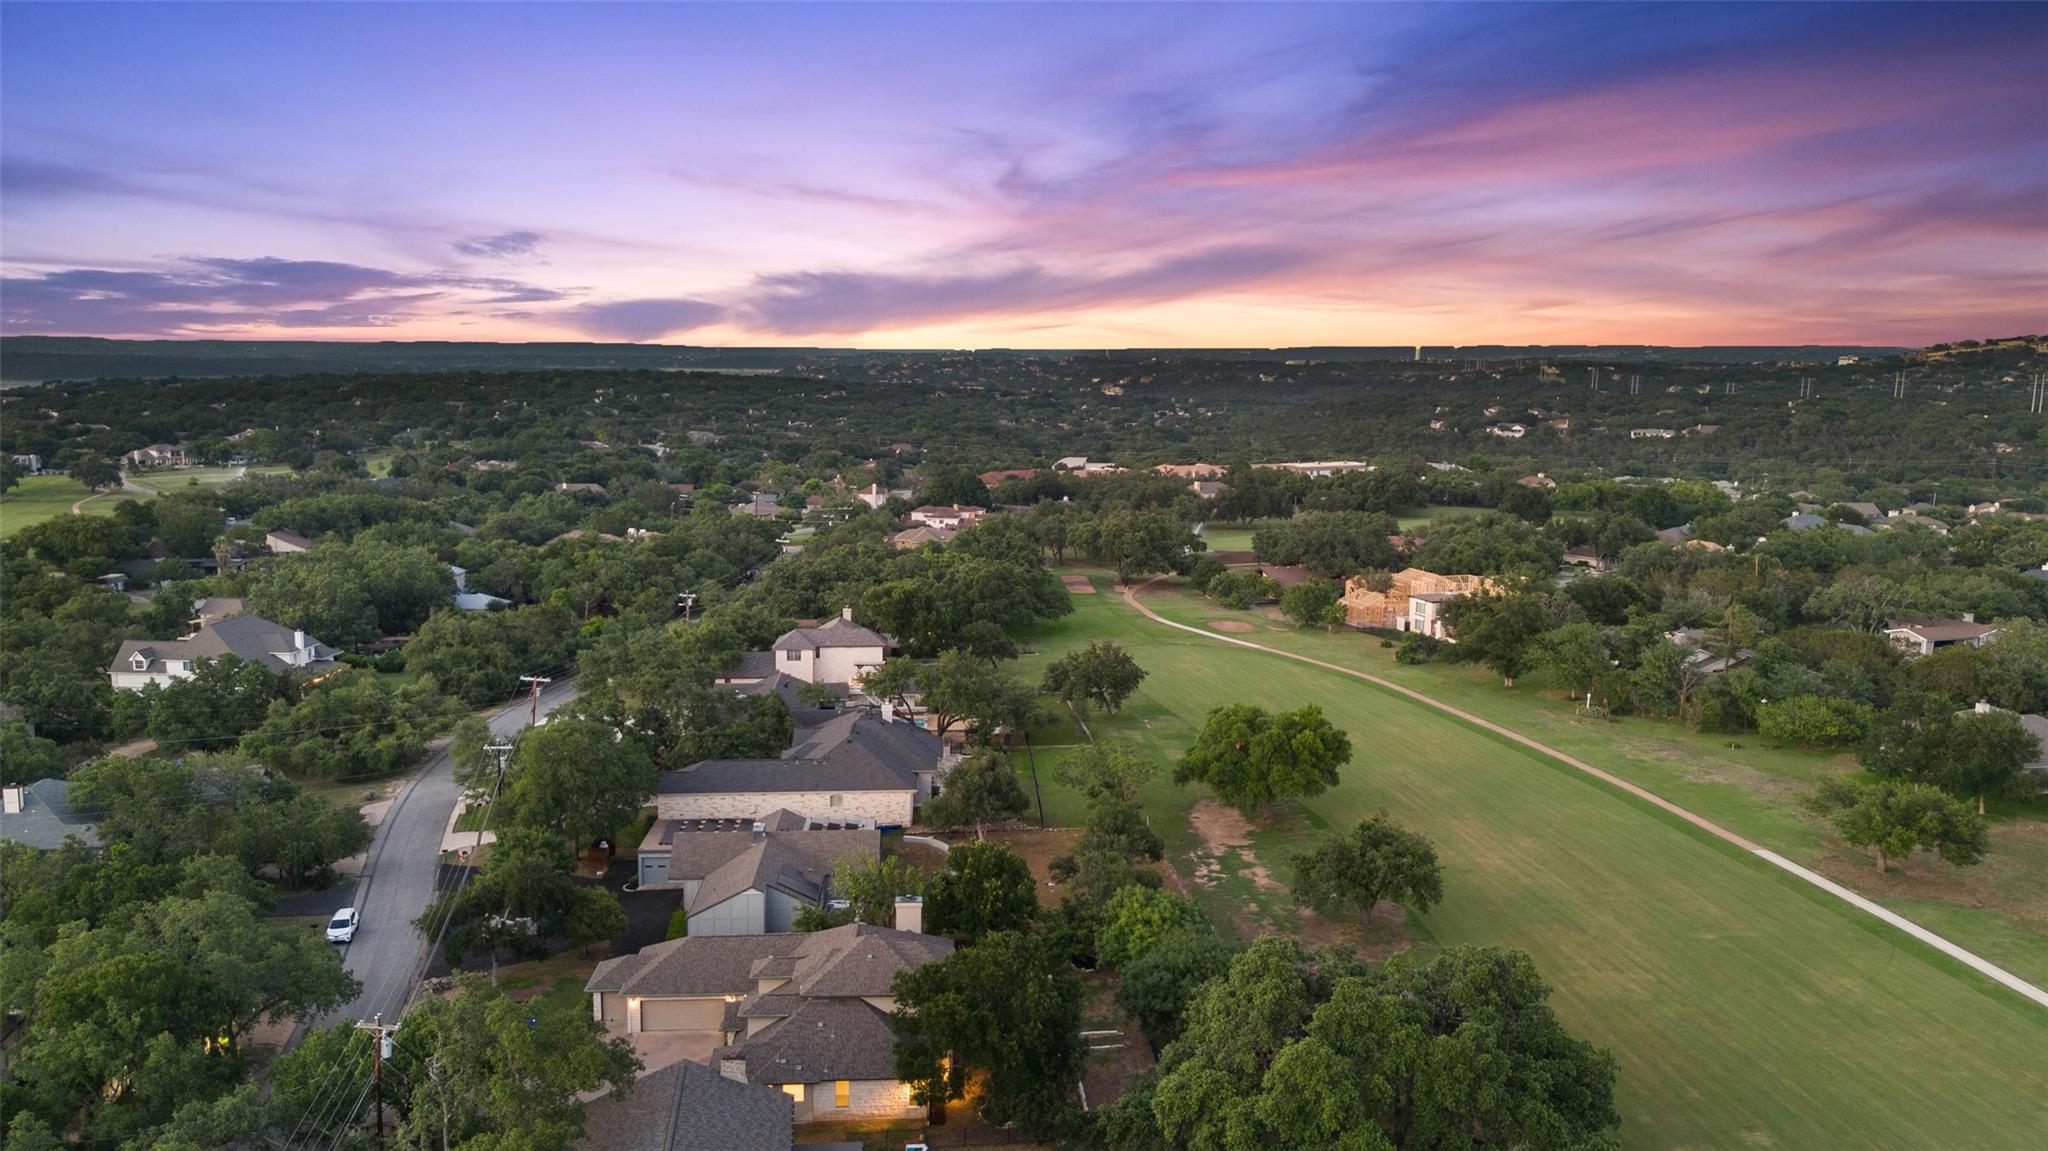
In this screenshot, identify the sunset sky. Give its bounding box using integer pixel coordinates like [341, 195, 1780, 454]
[2, 2, 2042, 347]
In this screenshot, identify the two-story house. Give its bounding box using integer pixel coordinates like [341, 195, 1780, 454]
[586, 920, 950, 1124]
[769, 609, 888, 687]
[108, 600, 335, 690]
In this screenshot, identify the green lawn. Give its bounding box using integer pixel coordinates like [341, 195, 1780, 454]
[125, 464, 286, 494]
[1018, 572, 2048, 1150]
[0, 474, 140, 538]
[1199, 505, 1479, 550]
[1130, 583, 2048, 989]
[3, 466, 288, 538]
[1192, 521, 1265, 552]
[1394, 503, 1485, 531]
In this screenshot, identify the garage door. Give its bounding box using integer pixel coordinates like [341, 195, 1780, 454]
[641, 997, 725, 1031]
[639, 852, 670, 886]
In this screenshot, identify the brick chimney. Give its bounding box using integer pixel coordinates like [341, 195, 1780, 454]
[719, 1057, 747, 1083]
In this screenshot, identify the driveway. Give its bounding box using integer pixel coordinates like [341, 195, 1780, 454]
[300, 678, 580, 1035]
[622, 1029, 722, 1076]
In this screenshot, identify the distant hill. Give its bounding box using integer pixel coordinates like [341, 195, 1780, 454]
[0, 336, 1913, 383]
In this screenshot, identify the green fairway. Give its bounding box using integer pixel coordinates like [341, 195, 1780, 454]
[124, 464, 285, 493]
[1200, 505, 1480, 550]
[0, 474, 139, 538]
[1021, 573, 2048, 1150]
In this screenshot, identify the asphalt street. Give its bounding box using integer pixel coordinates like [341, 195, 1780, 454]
[303, 678, 579, 1034]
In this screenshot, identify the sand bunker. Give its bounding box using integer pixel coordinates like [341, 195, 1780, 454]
[1063, 575, 1097, 593]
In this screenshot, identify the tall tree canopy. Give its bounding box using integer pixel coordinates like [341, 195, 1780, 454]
[922, 749, 1031, 839]
[923, 839, 1039, 944]
[498, 718, 656, 847]
[1174, 702, 1352, 816]
[1040, 640, 1149, 719]
[1101, 938, 1620, 1151]
[1288, 813, 1445, 925]
[891, 930, 1085, 1139]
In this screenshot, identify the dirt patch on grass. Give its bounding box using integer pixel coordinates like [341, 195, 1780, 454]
[1188, 799, 1255, 850]
[1187, 799, 1287, 892]
[1078, 970, 1155, 1114]
[1292, 904, 1415, 960]
[889, 836, 952, 877]
[965, 827, 1083, 906]
[1206, 619, 1255, 633]
[1062, 574, 1097, 594]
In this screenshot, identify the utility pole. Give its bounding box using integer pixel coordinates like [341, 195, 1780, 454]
[676, 591, 697, 622]
[359, 1014, 399, 1146]
[460, 741, 513, 866]
[518, 675, 552, 727]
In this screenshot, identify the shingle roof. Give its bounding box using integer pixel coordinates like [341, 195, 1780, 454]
[109, 613, 335, 677]
[770, 615, 887, 652]
[589, 923, 950, 1000]
[0, 779, 102, 850]
[657, 714, 938, 797]
[2019, 714, 2048, 773]
[687, 829, 878, 914]
[1887, 619, 2000, 643]
[657, 757, 913, 796]
[722, 650, 779, 680]
[713, 998, 902, 1086]
[573, 1058, 792, 1151]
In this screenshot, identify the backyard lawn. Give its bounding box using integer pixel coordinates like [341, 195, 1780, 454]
[1015, 572, 2048, 1150]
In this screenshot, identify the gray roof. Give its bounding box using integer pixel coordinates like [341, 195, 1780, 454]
[687, 829, 879, 914]
[658, 714, 938, 798]
[770, 615, 887, 652]
[714, 997, 903, 1086]
[588, 923, 950, 1000]
[2017, 714, 2048, 773]
[739, 673, 848, 729]
[786, 711, 940, 770]
[109, 613, 336, 678]
[1887, 618, 2000, 643]
[721, 650, 779, 680]
[0, 779, 102, 850]
[574, 1058, 792, 1151]
[1781, 512, 1826, 531]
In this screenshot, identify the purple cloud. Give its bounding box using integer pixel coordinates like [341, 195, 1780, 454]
[0, 256, 564, 336]
[558, 297, 725, 341]
[453, 230, 544, 258]
[741, 244, 1307, 335]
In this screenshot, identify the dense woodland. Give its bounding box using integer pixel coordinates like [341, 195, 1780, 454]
[0, 339, 2042, 1150]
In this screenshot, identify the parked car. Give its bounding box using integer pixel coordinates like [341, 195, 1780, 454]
[326, 907, 360, 944]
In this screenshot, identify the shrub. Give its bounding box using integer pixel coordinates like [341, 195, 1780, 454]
[1757, 695, 1873, 749]
[665, 909, 689, 940]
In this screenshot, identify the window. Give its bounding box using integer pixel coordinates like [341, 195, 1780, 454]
[835, 1080, 850, 1109]
[829, 794, 842, 808]
[783, 648, 801, 663]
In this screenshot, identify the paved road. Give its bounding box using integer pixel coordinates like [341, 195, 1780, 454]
[305, 678, 580, 1033]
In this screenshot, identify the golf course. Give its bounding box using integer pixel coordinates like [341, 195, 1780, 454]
[1018, 573, 2048, 1150]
